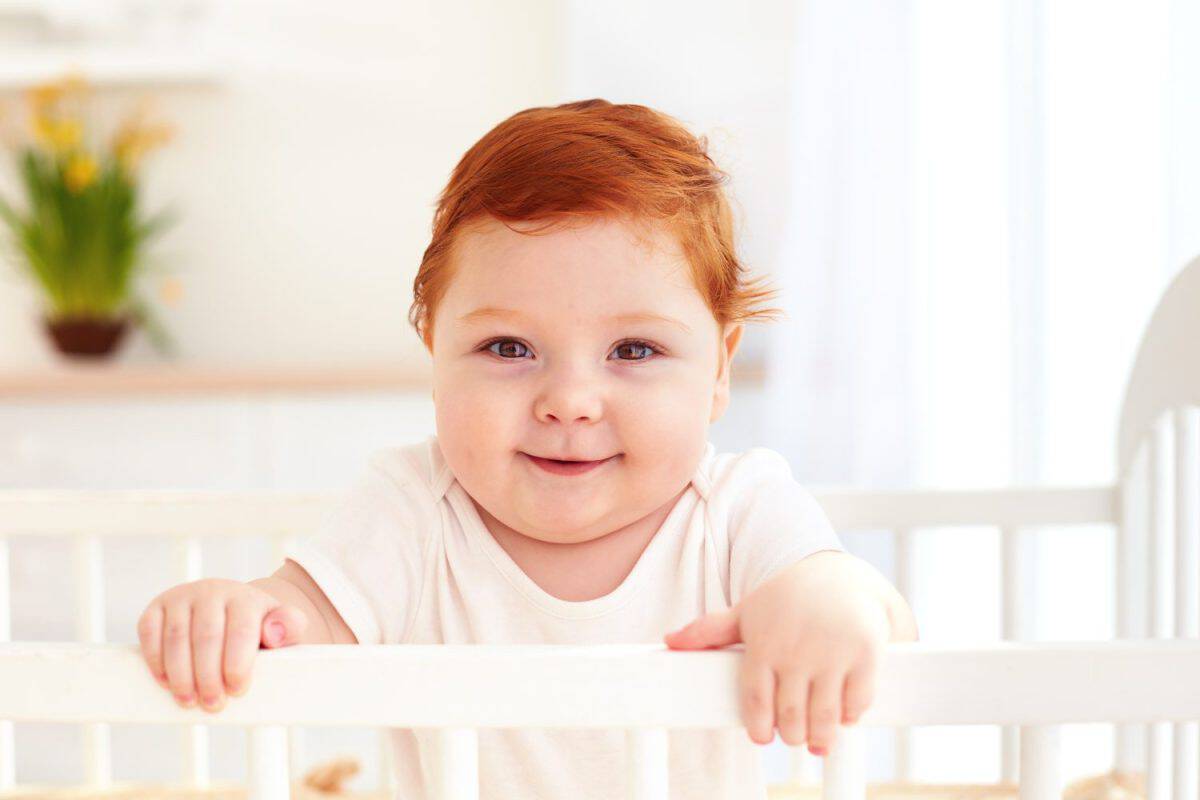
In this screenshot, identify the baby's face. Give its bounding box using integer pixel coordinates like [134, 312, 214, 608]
[429, 215, 742, 545]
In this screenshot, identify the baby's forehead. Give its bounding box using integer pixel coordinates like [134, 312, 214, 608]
[436, 216, 719, 334]
[455, 214, 680, 263]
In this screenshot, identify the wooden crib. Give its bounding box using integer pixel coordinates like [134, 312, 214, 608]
[0, 254, 1196, 799]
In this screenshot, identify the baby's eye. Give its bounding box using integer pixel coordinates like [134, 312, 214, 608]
[612, 340, 659, 361]
[485, 339, 530, 359]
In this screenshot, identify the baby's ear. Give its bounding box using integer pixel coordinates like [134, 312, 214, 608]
[710, 323, 744, 423]
[715, 323, 744, 384]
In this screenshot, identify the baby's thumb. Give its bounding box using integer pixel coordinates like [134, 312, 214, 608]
[663, 609, 741, 650]
[260, 605, 308, 649]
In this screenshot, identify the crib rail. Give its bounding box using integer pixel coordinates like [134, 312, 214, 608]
[0, 483, 1123, 791]
[0, 485, 1119, 536]
[1, 640, 1198, 800]
[2, 639, 1198, 727]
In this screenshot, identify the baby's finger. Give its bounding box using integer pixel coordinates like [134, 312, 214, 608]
[223, 600, 263, 697]
[842, 651, 879, 725]
[739, 652, 777, 745]
[260, 603, 308, 649]
[806, 671, 843, 756]
[162, 601, 197, 707]
[773, 668, 811, 747]
[136, 603, 168, 688]
[191, 597, 227, 712]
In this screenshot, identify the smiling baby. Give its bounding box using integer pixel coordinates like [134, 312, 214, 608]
[137, 98, 918, 799]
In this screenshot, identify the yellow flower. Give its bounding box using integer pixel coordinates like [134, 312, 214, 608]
[26, 83, 64, 113]
[33, 115, 82, 153]
[159, 276, 184, 306]
[112, 117, 174, 172]
[26, 73, 88, 114]
[26, 73, 91, 155]
[64, 153, 98, 193]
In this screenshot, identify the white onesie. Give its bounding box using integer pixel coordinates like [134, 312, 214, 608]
[285, 435, 844, 799]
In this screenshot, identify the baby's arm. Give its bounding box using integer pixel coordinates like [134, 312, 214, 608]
[136, 559, 355, 714]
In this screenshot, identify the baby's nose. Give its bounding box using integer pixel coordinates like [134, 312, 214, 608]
[533, 375, 604, 424]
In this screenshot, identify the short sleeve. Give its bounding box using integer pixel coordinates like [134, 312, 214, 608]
[724, 448, 845, 604]
[283, 449, 434, 645]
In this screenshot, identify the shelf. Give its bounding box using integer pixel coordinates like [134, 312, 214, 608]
[0, 362, 434, 399]
[0, 47, 225, 89]
[0, 358, 765, 399]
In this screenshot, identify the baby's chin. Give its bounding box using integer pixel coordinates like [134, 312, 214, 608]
[514, 506, 618, 544]
[470, 488, 612, 543]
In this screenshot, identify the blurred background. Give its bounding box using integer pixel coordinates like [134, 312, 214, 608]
[0, 0, 1197, 790]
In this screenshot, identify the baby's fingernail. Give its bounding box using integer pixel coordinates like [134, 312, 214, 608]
[267, 621, 285, 644]
[177, 694, 195, 707]
[809, 745, 826, 756]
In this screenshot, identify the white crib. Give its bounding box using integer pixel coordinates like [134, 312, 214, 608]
[0, 254, 1196, 799]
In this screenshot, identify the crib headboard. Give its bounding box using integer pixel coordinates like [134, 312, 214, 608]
[1116, 252, 1200, 479]
[1110, 253, 1200, 800]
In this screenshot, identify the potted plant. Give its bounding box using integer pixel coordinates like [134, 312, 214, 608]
[0, 74, 179, 359]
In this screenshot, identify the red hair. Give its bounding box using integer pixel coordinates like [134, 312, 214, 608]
[409, 98, 783, 349]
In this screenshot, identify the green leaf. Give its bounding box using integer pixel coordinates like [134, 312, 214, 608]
[128, 294, 178, 358]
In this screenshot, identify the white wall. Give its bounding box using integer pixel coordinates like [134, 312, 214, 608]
[0, 0, 566, 368]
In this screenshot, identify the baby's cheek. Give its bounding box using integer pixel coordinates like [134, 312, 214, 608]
[435, 392, 498, 470]
[621, 430, 706, 499]
[621, 389, 710, 452]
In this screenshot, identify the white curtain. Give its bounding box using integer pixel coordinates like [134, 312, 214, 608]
[764, 0, 1200, 783]
[763, 0, 916, 492]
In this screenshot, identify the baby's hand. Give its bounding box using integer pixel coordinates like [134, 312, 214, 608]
[663, 551, 896, 755]
[137, 578, 308, 713]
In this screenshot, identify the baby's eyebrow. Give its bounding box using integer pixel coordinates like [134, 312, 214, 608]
[456, 307, 692, 333]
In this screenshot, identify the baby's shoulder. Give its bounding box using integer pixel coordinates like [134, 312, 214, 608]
[364, 438, 436, 482]
[360, 435, 445, 503]
[697, 444, 818, 528]
[700, 445, 796, 496]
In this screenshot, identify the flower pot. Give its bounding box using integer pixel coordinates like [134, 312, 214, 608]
[43, 315, 131, 359]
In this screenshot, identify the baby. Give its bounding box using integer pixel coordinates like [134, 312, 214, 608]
[137, 99, 918, 799]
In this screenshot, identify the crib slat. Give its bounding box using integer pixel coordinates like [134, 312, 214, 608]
[378, 729, 396, 793]
[434, 728, 479, 800]
[248, 725, 290, 800]
[1147, 418, 1171, 800]
[627, 728, 668, 799]
[0, 535, 13, 789]
[1019, 725, 1061, 800]
[787, 747, 804, 785]
[892, 527, 915, 784]
[788, 746, 817, 786]
[1000, 524, 1026, 784]
[1172, 722, 1196, 800]
[1173, 406, 1199, 800]
[270, 535, 303, 779]
[1149, 415, 1172, 639]
[175, 536, 212, 787]
[75, 535, 105, 643]
[74, 534, 111, 786]
[1115, 436, 1148, 774]
[1148, 721, 1171, 800]
[822, 725, 866, 800]
[0, 720, 10, 789]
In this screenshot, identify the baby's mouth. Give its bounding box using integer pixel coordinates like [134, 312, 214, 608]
[520, 452, 619, 476]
